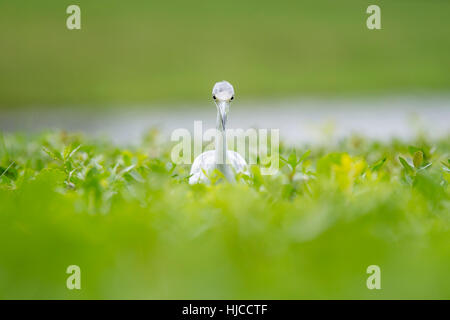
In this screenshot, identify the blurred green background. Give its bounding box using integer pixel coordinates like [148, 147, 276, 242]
[1, 0, 449, 108]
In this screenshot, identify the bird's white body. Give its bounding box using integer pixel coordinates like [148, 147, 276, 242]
[189, 150, 248, 184]
[189, 80, 249, 184]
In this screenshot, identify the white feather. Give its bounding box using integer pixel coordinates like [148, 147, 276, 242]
[189, 150, 249, 184]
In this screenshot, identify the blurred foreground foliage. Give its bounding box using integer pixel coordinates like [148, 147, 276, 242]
[0, 131, 449, 299]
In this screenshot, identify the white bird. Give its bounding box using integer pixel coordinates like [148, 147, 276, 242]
[189, 81, 249, 184]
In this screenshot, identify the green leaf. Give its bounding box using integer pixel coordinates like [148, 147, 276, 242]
[129, 171, 145, 183]
[417, 162, 432, 171]
[42, 147, 63, 161]
[399, 156, 414, 174]
[441, 160, 450, 169]
[413, 151, 423, 168]
[0, 161, 16, 179]
[287, 150, 298, 169]
[408, 146, 422, 155]
[68, 144, 82, 161]
[120, 164, 136, 175]
[297, 150, 311, 164]
[371, 157, 386, 172]
[279, 155, 288, 166]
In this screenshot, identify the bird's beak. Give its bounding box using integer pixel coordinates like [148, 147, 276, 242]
[216, 100, 229, 130]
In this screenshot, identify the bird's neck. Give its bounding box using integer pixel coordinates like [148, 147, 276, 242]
[215, 114, 227, 165]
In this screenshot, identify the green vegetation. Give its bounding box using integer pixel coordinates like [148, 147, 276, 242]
[1, 0, 449, 108]
[0, 131, 449, 299]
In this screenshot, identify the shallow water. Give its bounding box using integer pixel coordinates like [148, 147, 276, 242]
[1, 95, 449, 145]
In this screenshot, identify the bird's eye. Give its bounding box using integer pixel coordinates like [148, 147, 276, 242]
[230, 96, 234, 101]
[213, 95, 216, 100]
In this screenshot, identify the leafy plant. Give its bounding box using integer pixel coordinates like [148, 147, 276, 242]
[0, 131, 449, 299]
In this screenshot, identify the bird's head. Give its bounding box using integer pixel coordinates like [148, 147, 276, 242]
[212, 80, 235, 130]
